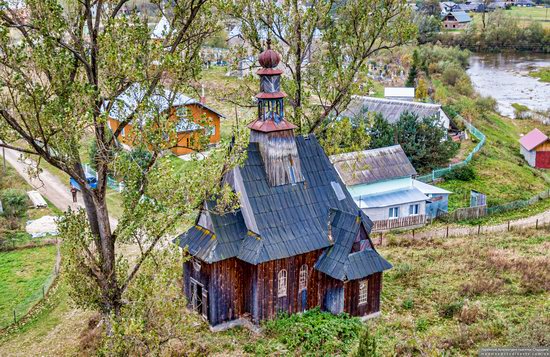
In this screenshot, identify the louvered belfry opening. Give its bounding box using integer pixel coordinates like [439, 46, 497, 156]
[248, 39, 303, 187]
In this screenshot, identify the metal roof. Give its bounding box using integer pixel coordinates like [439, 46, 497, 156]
[447, 11, 472, 23]
[176, 135, 391, 281]
[341, 96, 444, 125]
[151, 16, 171, 39]
[357, 187, 429, 209]
[412, 179, 452, 195]
[519, 128, 548, 151]
[330, 145, 417, 186]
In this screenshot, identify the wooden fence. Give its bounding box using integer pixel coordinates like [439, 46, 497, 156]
[372, 215, 426, 232]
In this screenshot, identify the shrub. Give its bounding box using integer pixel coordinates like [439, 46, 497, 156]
[442, 64, 464, 86]
[443, 166, 476, 182]
[455, 76, 473, 96]
[476, 96, 497, 113]
[512, 103, 531, 119]
[261, 308, 363, 356]
[0, 189, 28, 218]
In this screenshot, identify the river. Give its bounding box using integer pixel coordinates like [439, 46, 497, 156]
[467, 53, 550, 119]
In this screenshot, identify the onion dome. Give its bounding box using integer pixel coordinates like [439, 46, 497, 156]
[258, 39, 280, 69]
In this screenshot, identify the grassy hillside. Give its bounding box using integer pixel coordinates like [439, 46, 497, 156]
[430, 81, 549, 211]
[0, 245, 57, 329]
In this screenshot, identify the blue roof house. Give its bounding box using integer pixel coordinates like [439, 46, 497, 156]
[330, 145, 452, 232]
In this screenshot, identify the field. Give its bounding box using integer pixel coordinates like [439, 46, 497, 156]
[0, 245, 57, 329]
[471, 6, 550, 29]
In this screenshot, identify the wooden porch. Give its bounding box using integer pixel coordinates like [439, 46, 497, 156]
[372, 215, 426, 232]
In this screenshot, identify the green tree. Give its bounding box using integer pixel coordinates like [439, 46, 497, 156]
[319, 117, 371, 156]
[368, 112, 395, 149]
[415, 13, 441, 44]
[395, 112, 458, 172]
[405, 49, 420, 87]
[0, 0, 244, 324]
[225, 0, 416, 134]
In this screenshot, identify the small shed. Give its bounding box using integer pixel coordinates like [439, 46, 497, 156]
[384, 87, 415, 101]
[519, 128, 550, 169]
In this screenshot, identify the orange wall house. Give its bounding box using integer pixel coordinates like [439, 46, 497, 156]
[106, 84, 223, 156]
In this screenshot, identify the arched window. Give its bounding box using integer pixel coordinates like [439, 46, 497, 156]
[359, 280, 368, 306]
[299, 265, 308, 291]
[278, 269, 288, 297]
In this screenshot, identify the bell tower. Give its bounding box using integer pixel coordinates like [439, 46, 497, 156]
[248, 40, 304, 187]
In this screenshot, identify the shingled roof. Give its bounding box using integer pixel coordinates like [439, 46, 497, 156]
[177, 135, 391, 280]
[315, 210, 391, 281]
[341, 96, 446, 125]
[330, 145, 417, 186]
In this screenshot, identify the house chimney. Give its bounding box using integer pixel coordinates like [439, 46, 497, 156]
[200, 84, 206, 105]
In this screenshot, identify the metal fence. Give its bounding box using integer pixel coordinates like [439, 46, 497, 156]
[83, 164, 124, 192]
[487, 189, 550, 216]
[417, 116, 486, 183]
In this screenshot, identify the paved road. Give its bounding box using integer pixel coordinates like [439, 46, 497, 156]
[3, 147, 118, 227]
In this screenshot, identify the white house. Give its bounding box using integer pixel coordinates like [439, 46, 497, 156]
[330, 145, 451, 231]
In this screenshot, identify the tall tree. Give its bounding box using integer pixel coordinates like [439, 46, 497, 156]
[0, 0, 242, 321]
[225, 0, 415, 134]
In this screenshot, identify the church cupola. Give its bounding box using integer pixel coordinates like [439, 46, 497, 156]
[249, 40, 304, 187]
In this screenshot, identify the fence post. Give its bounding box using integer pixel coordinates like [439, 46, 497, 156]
[477, 224, 481, 236]
[536, 219, 539, 230]
[446, 225, 449, 238]
[412, 229, 415, 239]
[42, 286, 45, 299]
[13, 310, 16, 324]
[507, 221, 510, 231]
[379, 233, 383, 245]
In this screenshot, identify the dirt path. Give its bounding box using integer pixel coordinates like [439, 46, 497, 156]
[3, 147, 118, 227]
[382, 208, 550, 244]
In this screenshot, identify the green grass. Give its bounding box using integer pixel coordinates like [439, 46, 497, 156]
[529, 67, 550, 83]
[431, 80, 549, 212]
[0, 246, 57, 329]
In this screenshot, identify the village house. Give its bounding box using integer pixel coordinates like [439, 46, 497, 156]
[341, 96, 451, 130]
[176, 43, 392, 327]
[106, 83, 223, 156]
[519, 128, 550, 169]
[330, 145, 451, 232]
[442, 11, 472, 29]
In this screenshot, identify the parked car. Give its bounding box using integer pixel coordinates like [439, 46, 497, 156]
[70, 176, 98, 190]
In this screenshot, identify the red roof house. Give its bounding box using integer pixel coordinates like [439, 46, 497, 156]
[519, 128, 550, 168]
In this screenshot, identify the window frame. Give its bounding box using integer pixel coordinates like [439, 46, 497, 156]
[278, 269, 288, 297]
[358, 279, 368, 306]
[409, 203, 420, 216]
[389, 206, 399, 219]
[299, 265, 308, 292]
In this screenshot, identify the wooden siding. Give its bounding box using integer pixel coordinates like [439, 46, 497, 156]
[184, 251, 383, 326]
[535, 151, 550, 169]
[535, 141, 550, 152]
[344, 273, 382, 316]
[108, 102, 221, 156]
